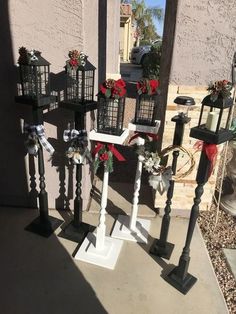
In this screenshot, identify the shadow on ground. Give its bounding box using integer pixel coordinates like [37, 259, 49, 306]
[0, 208, 107, 314]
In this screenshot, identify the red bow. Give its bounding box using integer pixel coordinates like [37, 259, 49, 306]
[128, 131, 159, 144]
[93, 142, 125, 161]
[194, 141, 218, 177]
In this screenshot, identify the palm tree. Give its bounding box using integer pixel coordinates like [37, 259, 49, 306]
[130, 0, 163, 46]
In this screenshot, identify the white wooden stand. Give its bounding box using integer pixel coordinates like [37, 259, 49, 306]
[111, 121, 160, 243]
[75, 129, 129, 269]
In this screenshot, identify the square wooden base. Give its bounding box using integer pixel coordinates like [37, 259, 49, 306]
[111, 215, 150, 243]
[74, 232, 123, 270]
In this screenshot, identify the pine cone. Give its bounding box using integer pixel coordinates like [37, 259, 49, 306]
[105, 79, 115, 89]
[68, 50, 79, 60]
[18, 46, 28, 64]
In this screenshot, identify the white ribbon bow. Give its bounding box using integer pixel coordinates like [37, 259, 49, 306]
[149, 166, 172, 195]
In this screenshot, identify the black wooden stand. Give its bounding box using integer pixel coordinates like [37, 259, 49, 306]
[59, 102, 97, 243]
[150, 114, 190, 259]
[164, 149, 211, 294]
[25, 106, 63, 237]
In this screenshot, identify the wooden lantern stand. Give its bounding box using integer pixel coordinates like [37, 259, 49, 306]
[164, 91, 234, 294]
[111, 121, 160, 243]
[74, 129, 129, 269]
[150, 96, 195, 259]
[164, 148, 210, 294]
[59, 102, 97, 243]
[17, 103, 63, 237]
[150, 114, 191, 258]
[16, 50, 63, 237]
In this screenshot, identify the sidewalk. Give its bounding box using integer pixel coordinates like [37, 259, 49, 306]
[120, 62, 143, 83]
[0, 207, 228, 314]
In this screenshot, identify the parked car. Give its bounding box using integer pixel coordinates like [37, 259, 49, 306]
[130, 39, 162, 65]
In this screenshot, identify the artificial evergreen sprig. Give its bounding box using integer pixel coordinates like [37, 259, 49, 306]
[207, 80, 232, 102]
[94, 145, 114, 173]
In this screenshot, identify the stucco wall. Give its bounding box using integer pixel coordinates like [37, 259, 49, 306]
[0, 0, 119, 210]
[106, 0, 121, 78]
[170, 0, 236, 85]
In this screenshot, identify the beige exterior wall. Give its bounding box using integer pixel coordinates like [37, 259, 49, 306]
[0, 0, 120, 210]
[170, 0, 236, 85]
[156, 0, 236, 213]
[120, 17, 132, 62]
[106, 0, 121, 79]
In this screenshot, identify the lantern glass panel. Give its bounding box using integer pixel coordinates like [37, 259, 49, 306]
[190, 95, 234, 144]
[174, 96, 195, 118]
[134, 94, 158, 126]
[97, 97, 125, 135]
[66, 62, 95, 104]
[16, 51, 52, 107]
[84, 70, 94, 101]
[202, 106, 222, 132]
[198, 96, 233, 133]
[177, 104, 191, 117]
[19, 64, 50, 101]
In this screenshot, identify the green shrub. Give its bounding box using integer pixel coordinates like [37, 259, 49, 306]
[139, 39, 152, 46]
[142, 44, 162, 79]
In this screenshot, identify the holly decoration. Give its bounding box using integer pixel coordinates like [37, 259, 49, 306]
[207, 80, 233, 102]
[137, 79, 160, 95]
[66, 49, 87, 72]
[18, 46, 40, 65]
[99, 78, 126, 99]
[94, 145, 114, 173]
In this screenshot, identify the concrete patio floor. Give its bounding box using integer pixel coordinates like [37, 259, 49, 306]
[0, 207, 228, 314]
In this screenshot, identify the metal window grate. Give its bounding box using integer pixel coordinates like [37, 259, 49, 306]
[18, 64, 50, 107]
[66, 68, 95, 104]
[134, 94, 158, 126]
[97, 97, 125, 135]
[20, 65, 49, 99]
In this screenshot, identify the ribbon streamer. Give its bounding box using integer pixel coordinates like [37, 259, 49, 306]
[24, 124, 55, 156]
[148, 166, 172, 195]
[128, 131, 159, 144]
[93, 142, 125, 161]
[194, 140, 218, 177]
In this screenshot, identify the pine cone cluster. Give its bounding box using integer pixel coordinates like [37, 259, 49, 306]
[18, 46, 28, 64]
[68, 50, 79, 60]
[105, 79, 115, 89]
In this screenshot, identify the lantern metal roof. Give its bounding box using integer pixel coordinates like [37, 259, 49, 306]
[65, 59, 96, 71]
[19, 51, 50, 66]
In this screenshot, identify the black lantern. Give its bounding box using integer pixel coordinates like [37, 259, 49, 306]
[190, 95, 234, 144]
[97, 96, 125, 136]
[65, 60, 95, 105]
[134, 94, 158, 126]
[16, 49, 52, 107]
[174, 96, 195, 118]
